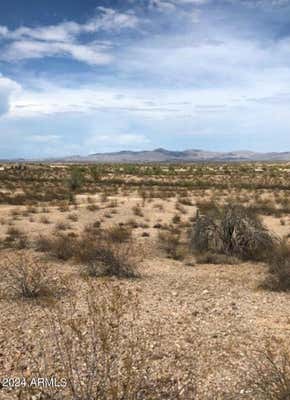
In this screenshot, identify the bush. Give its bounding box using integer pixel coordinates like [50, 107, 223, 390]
[34, 229, 139, 278]
[35, 234, 76, 261]
[191, 205, 276, 261]
[4, 227, 29, 249]
[1, 255, 59, 300]
[191, 214, 222, 254]
[105, 225, 132, 243]
[78, 237, 139, 279]
[262, 240, 290, 291]
[158, 228, 187, 260]
[240, 345, 290, 399]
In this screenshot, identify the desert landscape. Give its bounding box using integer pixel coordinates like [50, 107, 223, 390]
[0, 161, 289, 399]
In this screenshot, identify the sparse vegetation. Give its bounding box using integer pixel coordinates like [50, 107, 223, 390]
[0, 161, 290, 398]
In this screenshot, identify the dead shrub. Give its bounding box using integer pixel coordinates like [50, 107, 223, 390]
[78, 237, 139, 279]
[158, 229, 187, 260]
[50, 234, 77, 261]
[34, 236, 50, 253]
[240, 345, 290, 400]
[105, 225, 132, 243]
[1, 254, 61, 300]
[4, 227, 29, 249]
[219, 205, 276, 260]
[35, 234, 76, 261]
[262, 240, 290, 292]
[191, 214, 222, 254]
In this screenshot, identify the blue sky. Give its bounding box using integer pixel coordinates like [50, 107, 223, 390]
[0, 0, 290, 158]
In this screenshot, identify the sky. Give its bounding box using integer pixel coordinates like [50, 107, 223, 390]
[0, 0, 290, 158]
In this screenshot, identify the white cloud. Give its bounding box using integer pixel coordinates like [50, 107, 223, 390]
[0, 8, 139, 41]
[0, 7, 138, 65]
[88, 133, 150, 146]
[2, 40, 112, 65]
[0, 26, 8, 36]
[0, 74, 20, 117]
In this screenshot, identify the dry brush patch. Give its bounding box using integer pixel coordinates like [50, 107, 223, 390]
[0, 253, 67, 301]
[77, 234, 140, 279]
[7, 282, 199, 400]
[234, 343, 290, 399]
[262, 240, 290, 292]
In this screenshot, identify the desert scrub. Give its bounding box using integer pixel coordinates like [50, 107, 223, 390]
[35, 233, 77, 261]
[105, 224, 132, 243]
[78, 236, 140, 279]
[1, 254, 64, 300]
[158, 227, 188, 260]
[43, 282, 197, 400]
[4, 227, 29, 249]
[238, 344, 290, 399]
[191, 205, 276, 261]
[262, 240, 290, 292]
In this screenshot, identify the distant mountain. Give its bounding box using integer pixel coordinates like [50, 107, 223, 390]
[56, 148, 290, 163]
[2, 149, 290, 163]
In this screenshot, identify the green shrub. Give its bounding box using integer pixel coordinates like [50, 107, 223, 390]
[191, 205, 276, 261]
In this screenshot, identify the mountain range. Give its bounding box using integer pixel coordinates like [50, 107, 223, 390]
[56, 148, 290, 163]
[2, 148, 290, 163]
